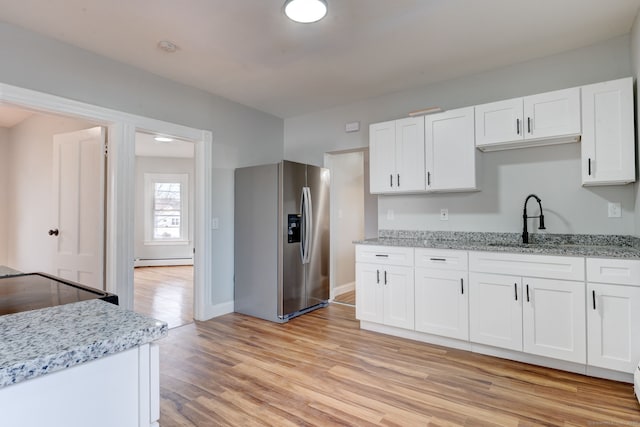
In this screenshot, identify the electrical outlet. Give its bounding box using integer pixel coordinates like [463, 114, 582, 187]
[387, 209, 395, 220]
[608, 202, 621, 218]
[440, 209, 449, 221]
[212, 217, 220, 229]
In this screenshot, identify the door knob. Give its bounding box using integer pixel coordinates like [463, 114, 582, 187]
[48, 229, 59, 236]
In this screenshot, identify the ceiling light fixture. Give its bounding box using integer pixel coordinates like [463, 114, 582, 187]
[157, 40, 178, 53]
[154, 136, 173, 143]
[284, 0, 328, 23]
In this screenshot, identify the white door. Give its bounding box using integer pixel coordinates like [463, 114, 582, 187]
[52, 127, 106, 290]
[474, 98, 523, 147]
[522, 277, 586, 363]
[383, 265, 414, 329]
[369, 121, 396, 193]
[394, 117, 425, 192]
[524, 87, 580, 140]
[581, 78, 635, 185]
[587, 282, 640, 373]
[425, 106, 476, 191]
[469, 273, 522, 351]
[415, 268, 468, 340]
[355, 262, 384, 323]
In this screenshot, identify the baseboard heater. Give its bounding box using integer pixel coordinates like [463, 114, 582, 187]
[134, 258, 194, 267]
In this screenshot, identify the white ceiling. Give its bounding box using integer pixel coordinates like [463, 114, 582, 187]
[0, 0, 639, 118]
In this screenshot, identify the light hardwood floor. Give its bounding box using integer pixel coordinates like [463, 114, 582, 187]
[333, 289, 355, 305]
[134, 266, 193, 329]
[158, 303, 639, 426]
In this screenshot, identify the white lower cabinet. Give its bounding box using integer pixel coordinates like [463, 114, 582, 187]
[415, 268, 469, 340]
[356, 245, 414, 330]
[469, 273, 522, 351]
[523, 278, 586, 364]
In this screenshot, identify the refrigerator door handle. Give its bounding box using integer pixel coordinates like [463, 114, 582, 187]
[299, 188, 306, 263]
[303, 187, 313, 264]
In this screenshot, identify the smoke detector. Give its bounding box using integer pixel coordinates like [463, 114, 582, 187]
[157, 40, 178, 53]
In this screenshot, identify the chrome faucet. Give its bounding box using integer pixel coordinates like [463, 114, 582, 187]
[522, 194, 546, 244]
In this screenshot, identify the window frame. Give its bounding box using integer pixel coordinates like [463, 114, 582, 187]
[143, 173, 190, 245]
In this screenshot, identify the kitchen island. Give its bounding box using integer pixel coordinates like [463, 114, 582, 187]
[0, 299, 167, 427]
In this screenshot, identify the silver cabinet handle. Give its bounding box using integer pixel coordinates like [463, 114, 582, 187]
[427, 171, 431, 186]
[390, 174, 393, 187]
[526, 284, 530, 302]
[376, 270, 380, 284]
[397, 174, 400, 187]
[375, 254, 389, 258]
[527, 117, 532, 134]
[516, 118, 520, 135]
[514, 283, 518, 301]
[384, 270, 387, 285]
[592, 290, 596, 310]
[429, 258, 446, 261]
[588, 158, 592, 176]
[460, 278, 464, 295]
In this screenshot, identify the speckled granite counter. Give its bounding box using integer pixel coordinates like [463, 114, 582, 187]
[355, 231, 640, 259]
[0, 299, 167, 388]
[0, 266, 22, 277]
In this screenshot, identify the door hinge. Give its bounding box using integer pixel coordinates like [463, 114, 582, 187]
[104, 143, 109, 157]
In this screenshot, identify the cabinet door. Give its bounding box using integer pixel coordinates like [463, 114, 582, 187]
[369, 121, 396, 193]
[355, 263, 384, 323]
[522, 278, 586, 364]
[587, 283, 640, 373]
[523, 87, 580, 140]
[469, 273, 522, 351]
[415, 268, 468, 340]
[474, 98, 523, 147]
[394, 117, 425, 192]
[383, 265, 415, 329]
[581, 78, 635, 185]
[425, 107, 477, 192]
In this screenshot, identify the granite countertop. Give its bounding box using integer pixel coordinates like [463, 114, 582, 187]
[355, 231, 640, 259]
[0, 299, 168, 388]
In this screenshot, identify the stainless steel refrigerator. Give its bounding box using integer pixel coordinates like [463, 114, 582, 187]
[234, 160, 330, 323]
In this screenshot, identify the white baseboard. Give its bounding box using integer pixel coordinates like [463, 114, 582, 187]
[332, 281, 355, 299]
[198, 300, 234, 321]
[134, 259, 194, 267]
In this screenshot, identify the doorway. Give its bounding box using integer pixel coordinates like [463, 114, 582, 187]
[326, 148, 378, 306]
[0, 107, 103, 285]
[132, 132, 195, 328]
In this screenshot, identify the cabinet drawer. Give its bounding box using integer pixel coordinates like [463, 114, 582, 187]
[469, 251, 584, 281]
[587, 258, 640, 286]
[415, 248, 468, 270]
[356, 245, 414, 266]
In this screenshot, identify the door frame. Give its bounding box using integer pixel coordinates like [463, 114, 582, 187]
[0, 82, 213, 320]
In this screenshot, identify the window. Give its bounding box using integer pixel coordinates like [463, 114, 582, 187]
[144, 173, 189, 244]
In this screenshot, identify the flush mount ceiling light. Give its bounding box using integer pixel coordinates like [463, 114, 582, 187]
[157, 40, 178, 53]
[154, 136, 173, 143]
[284, 0, 328, 23]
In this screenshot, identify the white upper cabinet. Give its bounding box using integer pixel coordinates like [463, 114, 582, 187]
[581, 77, 635, 186]
[425, 106, 478, 192]
[369, 117, 425, 193]
[475, 87, 581, 151]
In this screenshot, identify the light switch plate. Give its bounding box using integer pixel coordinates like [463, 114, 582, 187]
[440, 209, 449, 221]
[608, 202, 621, 218]
[212, 217, 220, 229]
[386, 209, 394, 220]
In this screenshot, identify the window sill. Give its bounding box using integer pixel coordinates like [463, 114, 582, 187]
[143, 240, 191, 246]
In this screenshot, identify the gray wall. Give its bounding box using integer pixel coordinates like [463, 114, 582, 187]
[0, 128, 8, 265]
[134, 156, 194, 261]
[0, 22, 284, 310]
[284, 35, 636, 236]
[631, 13, 640, 237]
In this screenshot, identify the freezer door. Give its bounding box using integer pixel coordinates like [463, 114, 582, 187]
[305, 165, 330, 307]
[279, 161, 307, 317]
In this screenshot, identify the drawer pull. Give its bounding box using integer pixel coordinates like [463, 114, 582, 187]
[375, 254, 389, 258]
[430, 258, 446, 262]
[514, 283, 518, 301]
[592, 290, 596, 310]
[376, 270, 380, 284]
[526, 284, 530, 302]
[384, 270, 387, 285]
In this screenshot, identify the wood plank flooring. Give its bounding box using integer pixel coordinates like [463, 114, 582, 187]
[333, 289, 355, 305]
[158, 303, 639, 426]
[134, 266, 193, 329]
